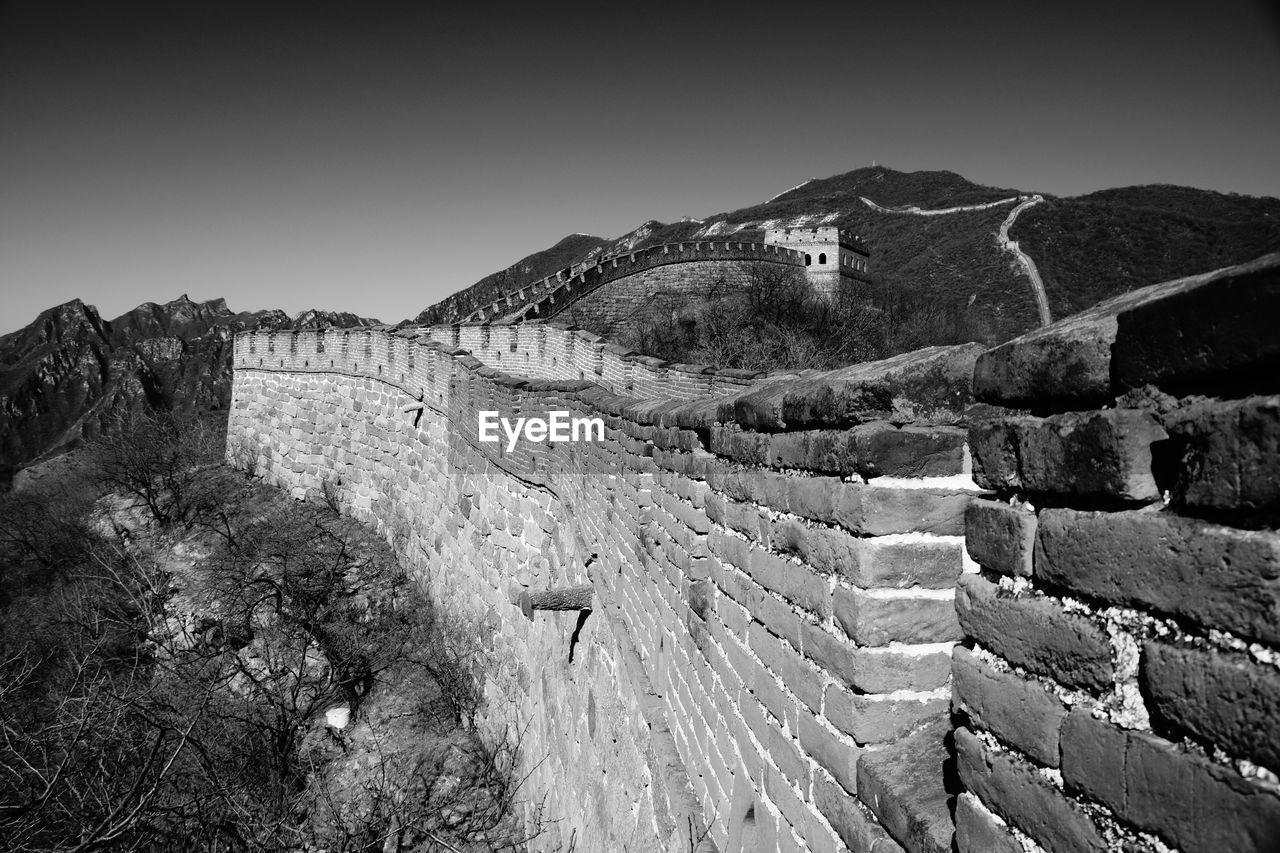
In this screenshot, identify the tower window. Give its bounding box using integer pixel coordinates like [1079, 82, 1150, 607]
[819, 253, 827, 264]
[805, 253, 812, 266]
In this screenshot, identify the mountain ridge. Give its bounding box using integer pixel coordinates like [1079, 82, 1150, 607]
[5, 165, 1279, 487]
[410, 166, 1280, 341]
[0, 296, 377, 488]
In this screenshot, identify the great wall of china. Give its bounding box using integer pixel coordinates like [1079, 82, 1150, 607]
[226, 247, 1280, 852]
[444, 227, 871, 330]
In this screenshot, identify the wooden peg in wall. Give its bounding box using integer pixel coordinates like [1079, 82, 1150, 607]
[403, 390, 426, 427]
[517, 584, 594, 620]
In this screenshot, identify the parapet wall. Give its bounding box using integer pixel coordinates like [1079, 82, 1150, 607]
[467, 240, 810, 323]
[229, 324, 985, 853]
[228, 250, 1280, 853]
[422, 321, 795, 401]
[955, 252, 1280, 853]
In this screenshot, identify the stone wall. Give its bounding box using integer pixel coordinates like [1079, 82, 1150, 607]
[423, 322, 794, 401]
[228, 326, 984, 853]
[482, 241, 809, 324]
[762, 226, 871, 299]
[227, 250, 1280, 853]
[954, 251, 1280, 853]
[547, 259, 783, 338]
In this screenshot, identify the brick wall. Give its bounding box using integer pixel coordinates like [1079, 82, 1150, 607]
[954, 251, 1280, 853]
[228, 326, 984, 853]
[422, 322, 790, 401]
[227, 249, 1280, 853]
[548, 259, 769, 337]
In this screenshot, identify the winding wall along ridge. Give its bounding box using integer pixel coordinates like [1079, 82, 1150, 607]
[465, 240, 814, 324]
[996, 194, 1052, 326]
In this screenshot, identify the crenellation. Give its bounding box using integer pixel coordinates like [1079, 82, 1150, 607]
[450, 236, 849, 326]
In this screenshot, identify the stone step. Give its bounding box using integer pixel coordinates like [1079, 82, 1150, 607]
[856, 715, 957, 853]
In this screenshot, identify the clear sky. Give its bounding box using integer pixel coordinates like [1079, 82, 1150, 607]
[2, 1, 1278, 334]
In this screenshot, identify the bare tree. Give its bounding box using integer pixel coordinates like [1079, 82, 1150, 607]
[87, 410, 224, 527]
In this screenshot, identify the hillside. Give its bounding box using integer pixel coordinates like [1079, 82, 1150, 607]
[412, 167, 1280, 346]
[0, 296, 375, 489]
[1013, 185, 1280, 318]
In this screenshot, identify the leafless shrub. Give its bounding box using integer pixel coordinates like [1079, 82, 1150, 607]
[617, 262, 891, 371]
[87, 409, 225, 527]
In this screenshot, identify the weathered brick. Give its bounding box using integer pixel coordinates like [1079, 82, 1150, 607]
[954, 793, 1022, 853]
[862, 536, 965, 589]
[764, 422, 967, 478]
[707, 493, 771, 542]
[856, 717, 954, 853]
[710, 424, 771, 465]
[724, 345, 980, 430]
[812, 774, 897, 853]
[964, 499, 1035, 577]
[743, 587, 802, 649]
[748, 547, 832, 618]
[1061, 706, 1280, 853]
[1142, 642, 1280, 775]
[761, 761, 805, 825]
[1165, 394, 1280, 513]
[794, 792, 844, 853]
[1112, 251, 1280, 396]
[955, 574, 1113, 692]
[704, 463, 778, 505]
[771, 522, 963, 589]
[951, 647, 1067, 767]
[786, 476, 842, 521]
[834, 485, 971, 536]
[825, 683, 948, 745]
[833, 586, 962, 646]
[708, 528, 750, 571]
[750, 661, 795, 729]
[956, 726, 1108, 853]
[797, 708, 864, 794]
[1036, 508, 1280, 644]
[803, 624, 953, 693]
[661, 490, 712, 535]
[748, 622, 823, 712]
[969, 409, 1166, 500]
[1057, 707, 1129, 808]
[741, 691, 809, 788]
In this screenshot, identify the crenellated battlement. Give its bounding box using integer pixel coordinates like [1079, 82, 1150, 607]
[234, 321, 789, 403]
[432, 219, 873, 327]
[763, 225, 871, 295]
[462, 239, 811, 323]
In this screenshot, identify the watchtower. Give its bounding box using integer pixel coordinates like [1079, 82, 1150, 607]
[763, 225, 870, 298]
